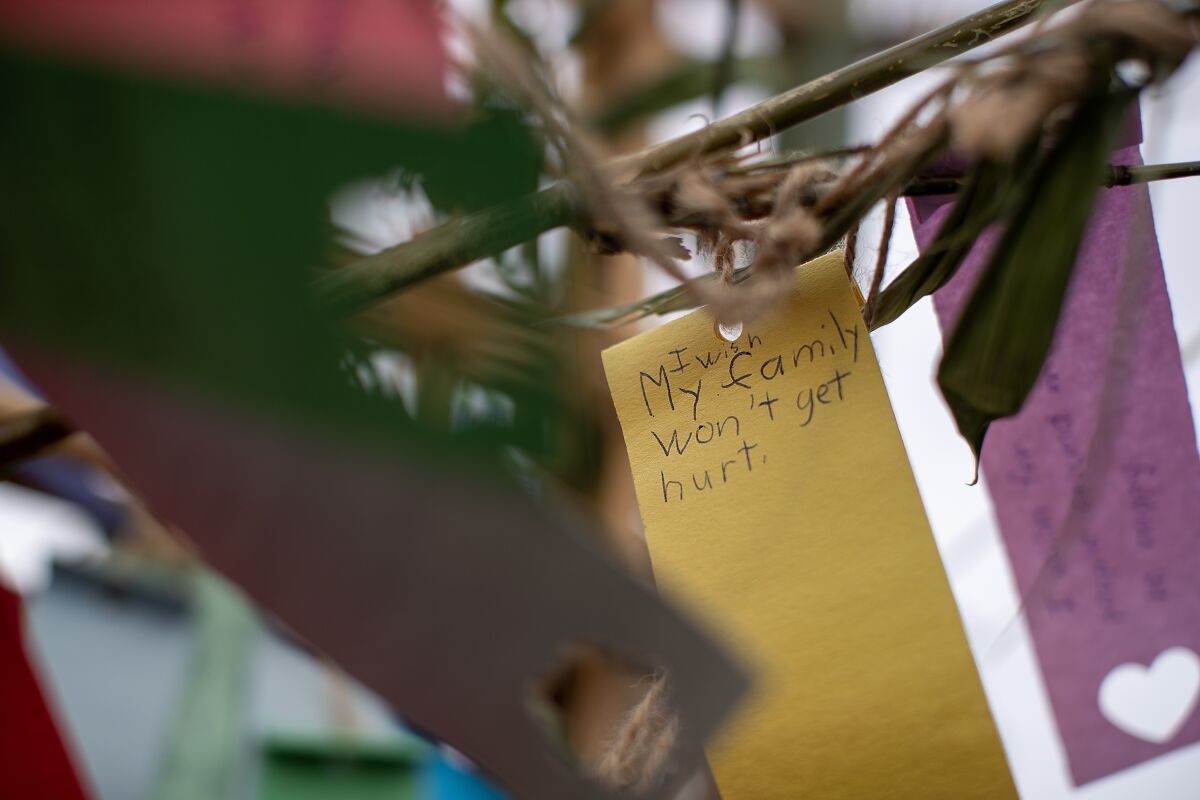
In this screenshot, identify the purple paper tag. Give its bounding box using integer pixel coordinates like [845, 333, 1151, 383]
[910, 140, 1200, 784]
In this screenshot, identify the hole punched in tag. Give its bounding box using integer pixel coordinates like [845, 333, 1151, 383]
[712, 237, 745, 345]
[715, 319, 743, 343]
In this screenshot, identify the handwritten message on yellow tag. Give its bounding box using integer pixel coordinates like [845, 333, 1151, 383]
[602, 252, 1015, 799]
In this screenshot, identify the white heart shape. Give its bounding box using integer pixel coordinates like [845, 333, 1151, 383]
[1098, 647, 1200, 743]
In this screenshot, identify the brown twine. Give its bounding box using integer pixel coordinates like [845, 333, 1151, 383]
[952, 0, 1199, 160]
[1084, 0, 1198, 62]
[949, 49, 1090, 160]
[816, 80, 953, 215]
[844, 223, 859, 282]
[862, 193, 898, 325]
[715, 237, 737, 285]
[594, 671, 680, 792]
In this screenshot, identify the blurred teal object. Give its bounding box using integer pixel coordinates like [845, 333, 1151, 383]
[425, 751, 508, 800]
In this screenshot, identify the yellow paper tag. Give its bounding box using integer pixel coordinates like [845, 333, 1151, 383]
[601, 252, 1015, 799]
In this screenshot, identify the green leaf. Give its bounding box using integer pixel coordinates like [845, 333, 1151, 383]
[870, 160, 1011, 330]
[936, 89, 1135, 470]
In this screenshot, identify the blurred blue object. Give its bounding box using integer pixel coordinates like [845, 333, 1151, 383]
[424, 749, 508, 800]
[1, 347, 128, 534]
[0, 347, 34, 393]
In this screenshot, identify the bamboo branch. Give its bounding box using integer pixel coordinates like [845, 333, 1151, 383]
[904, 159, 1200, 195]
[618, 0, 1078, 178]
[1103, 160, 1200, 187]
[317, 184, 572, 315]
[320, 0, 1076, 313]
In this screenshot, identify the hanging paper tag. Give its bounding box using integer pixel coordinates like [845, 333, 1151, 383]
[912, 137, 1200, 783]
[602, 251, 1016, 799]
